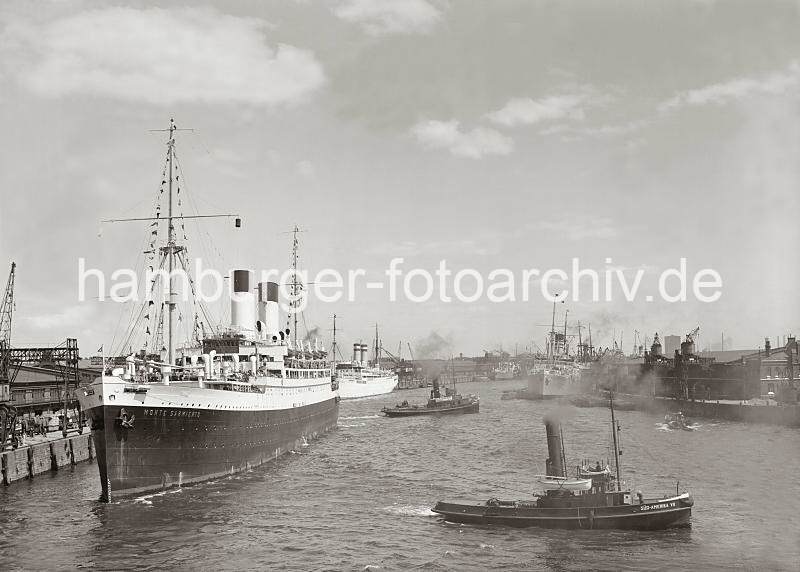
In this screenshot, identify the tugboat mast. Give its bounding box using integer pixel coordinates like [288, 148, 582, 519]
[374, 323, 380, 369]
[610, 392, 622, 491]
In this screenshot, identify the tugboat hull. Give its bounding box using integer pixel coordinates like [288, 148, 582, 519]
[432, 495, 693, 530]
[382, 401, 479, 417]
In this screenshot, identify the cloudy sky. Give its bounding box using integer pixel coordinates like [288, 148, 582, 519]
[0, 0, 798, 357]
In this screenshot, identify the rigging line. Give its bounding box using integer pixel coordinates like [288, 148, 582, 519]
[113, 296, 148, 357]
[177, 250, 217, 336]
[174, 153, 224, 293]
[173, 153, 227, 329]
[108, 199, 158, 354]
[110, 153, 170, 355]
[115, 253, 168, 356]
[111, 258, 149, 357]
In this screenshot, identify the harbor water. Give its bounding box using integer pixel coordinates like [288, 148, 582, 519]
[1, 379, 798, 571]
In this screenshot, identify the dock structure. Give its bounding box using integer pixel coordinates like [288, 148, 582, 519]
[1, 432, 94, 485]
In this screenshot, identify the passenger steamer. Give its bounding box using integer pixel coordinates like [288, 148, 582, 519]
[77, 121, 338, 501]
[335, 326, 398, 399]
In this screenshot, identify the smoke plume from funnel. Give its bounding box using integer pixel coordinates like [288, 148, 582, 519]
[414, 331, 453, 359]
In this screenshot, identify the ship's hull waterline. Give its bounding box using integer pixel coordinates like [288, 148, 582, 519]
[87, 398, 338, 501]
[89, 398, 339, 502]
[433, 496, 693, 530]
[382, 400, 480, 417]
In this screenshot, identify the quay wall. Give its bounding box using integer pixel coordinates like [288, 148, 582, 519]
[565, 394, 800, 427]
[1, 433, 94, 486]
[633, 396, 800, 427]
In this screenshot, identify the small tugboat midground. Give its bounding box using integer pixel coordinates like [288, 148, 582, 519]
[432, 396, 693, 530]
[382, 368, 479, 417]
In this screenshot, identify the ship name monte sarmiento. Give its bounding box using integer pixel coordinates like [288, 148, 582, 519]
[77, 120, 338, 501]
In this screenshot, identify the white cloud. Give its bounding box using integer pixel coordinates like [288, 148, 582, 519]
[22, 304, 94, 331]
[334, 0, 441, 36]
[540, 119, 650, 139]
[410, 120, 513, 158]
[2, 7, 325, 106]
[487, 94, 586, 127]
[659, 61, 800, 112]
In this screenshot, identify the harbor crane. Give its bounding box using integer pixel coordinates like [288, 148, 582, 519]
[0, 263, 82, 445]
[632, 329, 643, 356]
[0, 262, 16, 447]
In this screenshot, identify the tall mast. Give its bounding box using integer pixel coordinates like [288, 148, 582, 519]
[550, 299, 556, 357]
[577, 321, 583, 361]
[102, 119, 241, 367]
[291, 224, 300, 348]
[166, 119, 177, 368]
[331, 314, 337, 375]
[563, 309, 569, 355]
[374, 323, 380, 369]
[588, 324, 593, 358]
[610, 392, 622, 491]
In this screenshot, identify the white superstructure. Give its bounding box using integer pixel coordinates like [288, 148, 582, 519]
[336, 364, 399, 399]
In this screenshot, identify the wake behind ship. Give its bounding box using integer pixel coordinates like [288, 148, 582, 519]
[77, 121, 338, 501]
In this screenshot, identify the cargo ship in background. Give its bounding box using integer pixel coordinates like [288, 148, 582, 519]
[335, 325, 398, 399]
[492, 361, 518, 380]
[77, 121, 338, 501]
[504, 301, 591, 400]
[530, 300, 591, 397]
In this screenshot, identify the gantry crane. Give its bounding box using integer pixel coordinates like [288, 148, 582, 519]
[0, 262, 16, 447]
[0, 263, 82, 445]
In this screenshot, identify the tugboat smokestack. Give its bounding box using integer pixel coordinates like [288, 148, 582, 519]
[544, 417, 565, 477]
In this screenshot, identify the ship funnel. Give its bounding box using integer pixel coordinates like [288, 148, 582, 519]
[544, 416, 566, 477]
[257, 281, 280, 341]
[353, 343, 360, 363]
[231, 270, 255, 333]
[360, 343, 369, 365]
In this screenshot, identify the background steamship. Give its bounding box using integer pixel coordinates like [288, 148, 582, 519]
[335, 326, 398, 399]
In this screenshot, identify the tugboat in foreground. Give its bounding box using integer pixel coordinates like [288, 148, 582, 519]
[432, 395, 693, 529]
[382, 361, 479, 417]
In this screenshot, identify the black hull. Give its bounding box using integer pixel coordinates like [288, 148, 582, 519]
[87, 398, 339, 501]
[382, 402, 479, 417]
[433, 498, 692, 531]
